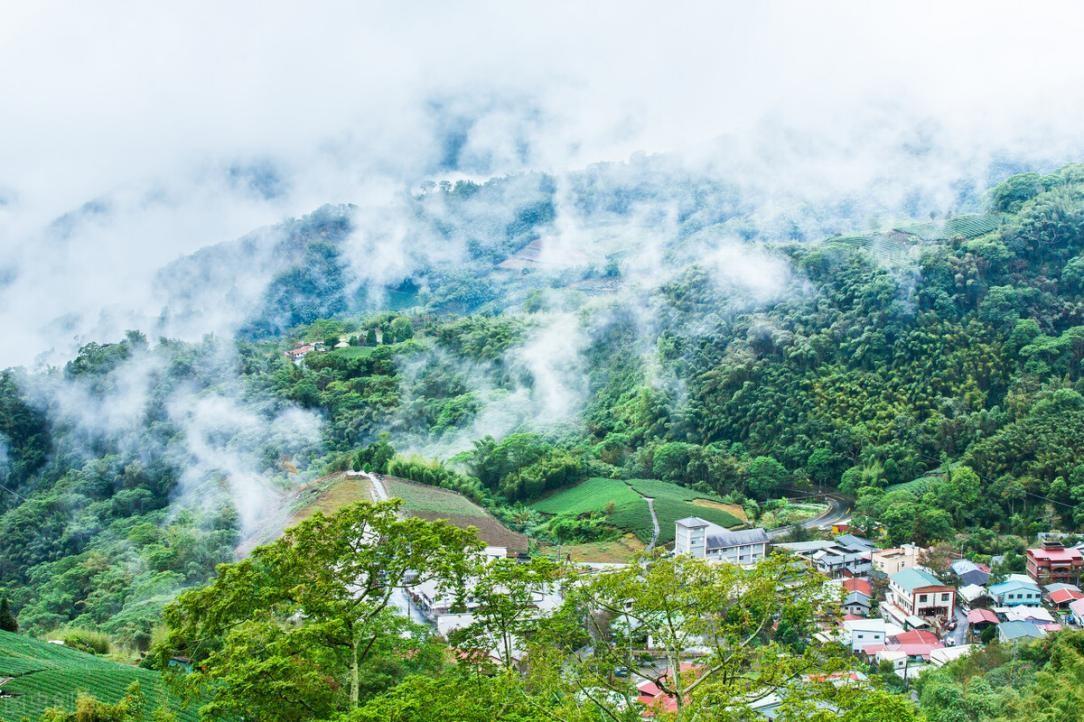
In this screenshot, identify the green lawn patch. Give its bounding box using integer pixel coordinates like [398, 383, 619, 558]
[944, 214, 1003, 239]
[322, 345, 376, 360]
[530, 477, 642, 516]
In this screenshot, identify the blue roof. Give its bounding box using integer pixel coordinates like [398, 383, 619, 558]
[990, 579, 1040, 595]
[891, 567, 943, 593]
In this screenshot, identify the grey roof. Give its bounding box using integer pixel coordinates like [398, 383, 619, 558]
[950, 559, 980, 574]
[774, 541, 837, 553]
[676, 516, 710, 529]
[1044, 582, 1081, 593]
[998, 621, 1045, 642]
[835, 534, 876, 551]
[844, 591, 871, 606]
[705, 527, 769, 550]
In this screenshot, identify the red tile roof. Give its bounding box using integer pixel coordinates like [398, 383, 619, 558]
[842, 578, 873, 597]
[636, 664, 703, 716]
[892, 630, 939, 645]
[1028, 547, 1084, 562]
[967, 608, 1000, 625]
[1048, 588, 1084, 605]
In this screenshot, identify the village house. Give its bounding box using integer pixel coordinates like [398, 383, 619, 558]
[988, 577, 1042, 607]
[997, 620, 1046, 644]
[835, 578, 874, 617]
[1000, 606, 1055, 625]
[1044, 583, 1084, 609]
[1026, 541, 1084, 586]
[774, 536, 874, 578]
[930, 645, 975, 668]
[284, 343, 316, 363]
[841, 618, 902, 653]
[966, 608, 999, 633]
[958, 584, 993, 609]
[862, 629, 943, 681]
[881, 567, 955, 629]
[949, 559, 990, 587]
[843, 591, 871, 617]
[1068, 597, 1084, 624]
[871, 544, 926, 576]
[674, 518, 768, 566]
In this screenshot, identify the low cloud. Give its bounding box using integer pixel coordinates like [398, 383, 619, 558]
[167, 391, 323, 540]
[4, 3, 1084, 369]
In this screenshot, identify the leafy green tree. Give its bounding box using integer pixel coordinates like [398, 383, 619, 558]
[155, 501, 482, 720]
[0, 594, 17, 632]
[344, 669, 582, 722]
[389, 317, 414, 343]
[562, 551, 845, 720]
[448, 556, 562, 670]
[745, 456, 790, 500]
[990, 171, 1047, 213]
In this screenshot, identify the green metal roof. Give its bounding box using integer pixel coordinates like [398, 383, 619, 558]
[891, 567, 943, 593]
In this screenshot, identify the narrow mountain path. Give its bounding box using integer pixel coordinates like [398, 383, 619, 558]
[349, 469, 390, 502]
[643, 497, 660, 551]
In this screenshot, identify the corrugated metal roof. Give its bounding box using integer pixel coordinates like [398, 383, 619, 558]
[705, 527, 769, 549]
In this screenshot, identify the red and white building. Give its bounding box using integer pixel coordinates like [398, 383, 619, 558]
[881, 567, 955, 628]
[1026, 541, 1084, 586]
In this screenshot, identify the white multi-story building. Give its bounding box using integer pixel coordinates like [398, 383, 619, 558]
[674, 518, 768, 566]
[881, 567, 955, 628]
[871, 544, 926, 576]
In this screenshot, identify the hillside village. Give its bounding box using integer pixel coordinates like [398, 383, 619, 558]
[372, 485, 1084, 718]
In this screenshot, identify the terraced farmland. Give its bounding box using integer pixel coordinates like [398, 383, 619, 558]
[382, 476, 528, 553]
[625, 479, 742, 544]
[0, 630, 195, 721]
[289, 472, 375, 524]
[531, 477, 742, 544]
[944, 213, 1002, 238]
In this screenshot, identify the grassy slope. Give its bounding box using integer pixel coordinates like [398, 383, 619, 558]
[0, 630, 195, 722]
[289, 473, 375, 524]
[531, 477, 742, 544]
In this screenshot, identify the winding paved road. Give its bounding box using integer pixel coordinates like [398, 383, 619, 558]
[766, 492, 852, 538]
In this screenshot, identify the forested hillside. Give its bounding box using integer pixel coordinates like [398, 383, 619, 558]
[4, 164, 1084, 718]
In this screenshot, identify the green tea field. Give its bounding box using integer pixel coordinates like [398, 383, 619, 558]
[382, 476, 528, 553]
[0, 630, 195, 721]
[531, 477, 743, 544]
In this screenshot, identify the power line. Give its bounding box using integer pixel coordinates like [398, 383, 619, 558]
[0, 479, 26, 503]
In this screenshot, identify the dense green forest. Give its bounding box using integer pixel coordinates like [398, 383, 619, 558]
[6, 165, 1084, 717]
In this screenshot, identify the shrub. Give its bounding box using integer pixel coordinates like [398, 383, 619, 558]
[55, 628, 111, 656]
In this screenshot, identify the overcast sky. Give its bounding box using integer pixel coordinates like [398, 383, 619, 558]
[3, 1, 1084, 365]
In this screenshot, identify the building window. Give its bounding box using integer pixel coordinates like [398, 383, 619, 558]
[941, 593, 949, 602]
[919, 594, 927, 603]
